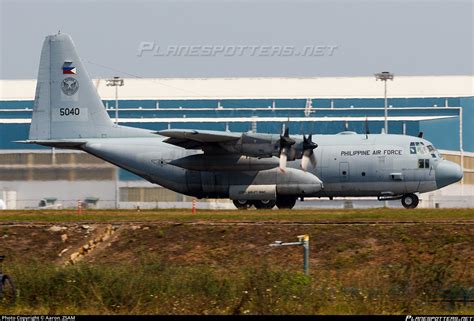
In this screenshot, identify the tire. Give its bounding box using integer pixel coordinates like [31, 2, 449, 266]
[401, 193, 419, 209]
[1, 275, 16, 303]
[233, 199, 252, 210]
[253, 200, 276, 210]
[275, 196, 297, 209]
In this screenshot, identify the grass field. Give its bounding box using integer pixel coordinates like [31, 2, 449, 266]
[1, 208, 473, 223]
[0, 208, 473, 315]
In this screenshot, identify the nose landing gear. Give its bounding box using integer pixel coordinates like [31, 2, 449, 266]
[401, 193, 419, 209]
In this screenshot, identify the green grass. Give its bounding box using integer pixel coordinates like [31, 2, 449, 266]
[0, 208, 473, 223]
[0, 209, 471, 315]
[1, 257, 472, 315]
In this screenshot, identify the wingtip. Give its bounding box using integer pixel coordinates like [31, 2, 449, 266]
[13, 140, 30, 144]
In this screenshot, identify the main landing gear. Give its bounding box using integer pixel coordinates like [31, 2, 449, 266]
[275, 196, 297, 209]
[401, 193, 419, 209]
[232, 197, 297, 210]
[232, 199, 253, 210]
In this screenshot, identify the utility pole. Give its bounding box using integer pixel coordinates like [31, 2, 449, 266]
[106, 77, 124, 125]
[375, 72, 394, 134]
[105, 77, 124, 208]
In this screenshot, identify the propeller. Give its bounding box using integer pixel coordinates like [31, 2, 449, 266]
[279, 127, 295, 172]
[301, 134, 318, 171]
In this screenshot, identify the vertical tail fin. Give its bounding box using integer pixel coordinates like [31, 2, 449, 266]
[29, 33, 114, 140]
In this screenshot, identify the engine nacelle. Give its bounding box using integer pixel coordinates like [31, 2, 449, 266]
[219, 132, 307, 161]
[276, 167, 323, 195]
[229, 185, 277, 200]
[228, 168, 323, 200]
[221, 133, 280, 158]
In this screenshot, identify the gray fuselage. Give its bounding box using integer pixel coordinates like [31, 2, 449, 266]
[79, 128, 462, 199]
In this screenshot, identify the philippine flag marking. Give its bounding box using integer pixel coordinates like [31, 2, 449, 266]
[62, 61, 76, 74]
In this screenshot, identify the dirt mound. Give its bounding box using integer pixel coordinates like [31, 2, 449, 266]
[1, 222, 472, 274]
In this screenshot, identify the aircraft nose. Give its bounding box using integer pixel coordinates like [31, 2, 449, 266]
[435, 160, 463, 189]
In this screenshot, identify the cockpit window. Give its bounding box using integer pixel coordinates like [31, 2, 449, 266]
[410, 142, 417, 154]
[411, 142, 440, 157]
[427, 145, 442, 159]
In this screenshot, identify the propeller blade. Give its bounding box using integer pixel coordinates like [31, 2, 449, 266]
[301, 152, 310, 171]
[279, 148, 288, 172]
[310, 152, 317, 167]
[300, 134, 318, 171]
[278, 127, 295, 173]
[301, 149, 317, 171]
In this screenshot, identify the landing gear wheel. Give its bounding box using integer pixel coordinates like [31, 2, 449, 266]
[401, 193, 419, 209]
[253, 200, 276, 210]
[233, 200, 252, 210]
[275, 196, 297, 210]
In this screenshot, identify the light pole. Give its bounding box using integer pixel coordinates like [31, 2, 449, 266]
[105, 77, 124, 209]
[375, 71, 394, 134]
[106, 77, 124, 125]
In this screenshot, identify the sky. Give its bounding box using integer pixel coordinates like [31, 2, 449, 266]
[0, 0, 472, 79]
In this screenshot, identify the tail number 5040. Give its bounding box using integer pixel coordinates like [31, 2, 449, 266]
[59, 107, 80, 116]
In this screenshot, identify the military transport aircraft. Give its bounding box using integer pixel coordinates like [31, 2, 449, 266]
[20, 33, 463, 209]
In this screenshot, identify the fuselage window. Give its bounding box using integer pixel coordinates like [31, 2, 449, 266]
[418, 159, 430, 169]
[418, 159, 424, 168]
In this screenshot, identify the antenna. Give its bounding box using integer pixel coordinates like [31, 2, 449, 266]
[365, 116, 370, 139]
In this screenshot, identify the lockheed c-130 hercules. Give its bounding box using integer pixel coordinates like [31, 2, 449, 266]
[19, 33, 463, 209]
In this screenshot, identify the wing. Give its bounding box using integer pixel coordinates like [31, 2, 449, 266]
[157, 129, 241, 149]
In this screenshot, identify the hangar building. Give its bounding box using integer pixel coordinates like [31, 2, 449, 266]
[0, 75, 472, 208]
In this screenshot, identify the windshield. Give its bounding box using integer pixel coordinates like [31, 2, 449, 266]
[427, 144, 442, 159]
[410, 142, 442, 158]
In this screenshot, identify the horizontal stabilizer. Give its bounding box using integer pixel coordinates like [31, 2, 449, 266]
[15, 139, 87, 149]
